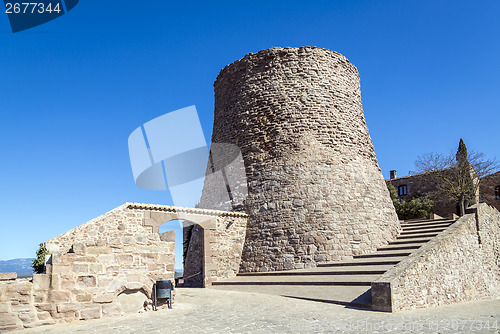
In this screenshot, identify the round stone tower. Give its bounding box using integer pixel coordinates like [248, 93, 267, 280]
[203, 46, 400, 272]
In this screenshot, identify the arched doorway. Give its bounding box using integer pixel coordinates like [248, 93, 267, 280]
[158, 219, 205, 288]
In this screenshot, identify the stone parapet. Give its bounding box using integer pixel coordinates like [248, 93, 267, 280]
[372, 203, 500, 312]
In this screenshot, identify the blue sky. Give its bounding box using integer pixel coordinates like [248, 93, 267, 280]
[0, 1, 499, 268]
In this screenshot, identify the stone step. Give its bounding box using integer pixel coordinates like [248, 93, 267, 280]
[399, 227, 447, 235]
[401, 223, 452, 232]
[400, 218, 454, 224]
[317, 257, 407, 267]
[400, 220, 455, 228]
[238, 265, 394, 276]
[209, 285, 373, 308]
[389, 238, 432, 245]
[396, 233, 439, 239]
[212, 274, 377, 286]
[377, 243, 422, 251]
[354, 251, 412, 258]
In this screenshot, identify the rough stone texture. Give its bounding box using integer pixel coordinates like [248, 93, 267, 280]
[0, 234, 174, 331]
[2, 203, 248, 331]
[201, 46, 400, 272]
[0, 273, 17, 281]
[45, 204, 152, 254]
[183, 215, 248, 287]
[480, 171, 500, 211]
[12, 288, 500, 334]
[372, 203, 500, 312]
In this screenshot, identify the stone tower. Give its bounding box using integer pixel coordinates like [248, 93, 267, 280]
[201, 46, 400, 272]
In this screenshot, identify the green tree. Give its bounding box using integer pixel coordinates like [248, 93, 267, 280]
[415, 139, 499, 216]
[386, 182, 434, 220]
[32, 243, 50, 274]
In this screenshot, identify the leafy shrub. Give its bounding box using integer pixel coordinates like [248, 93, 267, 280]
[387, 182, 434, 220]
[32, 243, 50, 274]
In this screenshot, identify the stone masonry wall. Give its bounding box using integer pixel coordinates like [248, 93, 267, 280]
[480, 171, 500, 211]
[183, 215, 248, 287]
[2, 203, 247, 331]
[372, 203, 500, 312]
[46, 204, 151, 254]
[202, 46, 400, 272]
[0, 234, 175, 331]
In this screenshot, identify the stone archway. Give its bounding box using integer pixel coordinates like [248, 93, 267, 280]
[142, 209, 218, 287]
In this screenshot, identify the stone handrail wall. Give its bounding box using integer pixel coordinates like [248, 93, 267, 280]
[372, 203, 500, 312]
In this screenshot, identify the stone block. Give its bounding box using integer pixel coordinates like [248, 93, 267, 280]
[72, 243, 86, 255]
[160, 231, 175, 242]
[106, 266, 120, 274]
[51, 311, 77, 320]
[49, 290, 70, 303]
[106, 275, 127, 292]
[18, 311, 36, 323]
[32, 274, 50, 291]
[60, 276, 75, 290]
[80, 305, 101, 320]
[158, 254, 174, 264]
[0, 313, 19, 327]
[57, 303, 82, 313]
[0, 302, 9, 313]
[7, 281, 32, 295]
[147, 264, 164, 273]
[97, 254, 115, 264]
[36, 311, 51, 321]
[35, 303, 56, 313]
[33, 292, 46, 303]
[52, 265, 71, 274]
[116, 254, 134, 265]
[50, 273, 61, 290]
[140, 254, 157, 265]
[121, 266, 147, 274]
[89, 263, 104, 274]
[11, 303, 31, 312]
[102, 303, 121, 317]
[125, 282, 143, 290]
[77, 275, 96, 288]
[72, 264, 89, 273]
[92, 293, 114, 303]
[75, 294, 92, 302]
[0, 273, 17, 281]
[87, 247, 112, 255]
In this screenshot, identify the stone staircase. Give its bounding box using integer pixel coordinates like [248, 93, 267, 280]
[210, 218, 456, 309]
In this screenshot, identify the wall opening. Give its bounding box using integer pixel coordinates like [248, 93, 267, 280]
[159, 219, 184, 285]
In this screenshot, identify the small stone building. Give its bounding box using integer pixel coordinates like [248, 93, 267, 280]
[388, 169, 497, 217]
[480, 171, 500, 211]
[387, 169, 460, 217]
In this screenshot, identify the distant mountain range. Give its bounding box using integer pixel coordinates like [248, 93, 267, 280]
[0, 258, 34, 278]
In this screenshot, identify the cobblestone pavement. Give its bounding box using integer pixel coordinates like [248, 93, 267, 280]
[15, 288, 500, 334]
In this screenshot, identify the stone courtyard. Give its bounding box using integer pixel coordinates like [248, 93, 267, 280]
[14, 288, 500, 333]
[1, 46, 499, 332]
